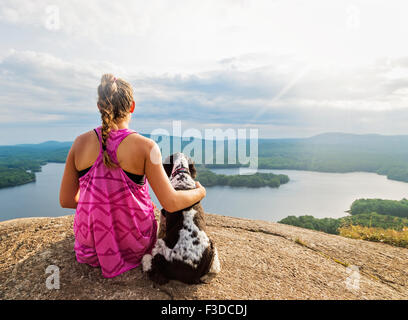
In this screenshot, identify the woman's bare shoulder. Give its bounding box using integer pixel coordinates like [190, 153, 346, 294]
[129, 133, 156, 150]
[72, 130, 98, 146]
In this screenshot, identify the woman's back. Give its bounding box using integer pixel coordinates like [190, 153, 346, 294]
[73, 126, 157, 278]
[74, 127, 149, 177]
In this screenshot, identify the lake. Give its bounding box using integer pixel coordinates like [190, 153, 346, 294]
[1, 163, 408, 222]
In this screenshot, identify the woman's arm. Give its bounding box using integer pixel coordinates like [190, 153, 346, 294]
[59, 140, 80, 209]
[145, 141, 206, 212]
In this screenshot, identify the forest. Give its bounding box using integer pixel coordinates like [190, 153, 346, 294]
[3, 132, 408, 188]
[349, 198, 408, 218]
[279, 196, 408, 234]
[0, 141, 70, 188]
[279, 211, 408, 235]
[251, 133, 408, 183]
[199, 133, 408, 183]
[0, 139, 291, 189]
[196, 167, 289, 188]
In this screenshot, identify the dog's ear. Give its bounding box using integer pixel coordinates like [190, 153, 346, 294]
[163, 163, 173, 177]
[188, 158, 197, 179]
[163, 155, 174, 177]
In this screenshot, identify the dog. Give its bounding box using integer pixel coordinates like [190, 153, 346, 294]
[142, 152, 221, 284]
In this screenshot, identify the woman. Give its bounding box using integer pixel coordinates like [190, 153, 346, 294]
[59, 74, 206, 278]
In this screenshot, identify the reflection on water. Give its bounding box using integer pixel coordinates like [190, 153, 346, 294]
[198, 168, 408, 221]
[1, 163, 408, 222]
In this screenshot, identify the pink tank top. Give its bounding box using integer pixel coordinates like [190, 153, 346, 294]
[73, 126, 157, 278]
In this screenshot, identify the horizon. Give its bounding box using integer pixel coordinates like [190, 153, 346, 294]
[3, 130, 408, 147]
[1, 1, 408, 144]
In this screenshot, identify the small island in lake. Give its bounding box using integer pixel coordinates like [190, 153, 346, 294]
[196, 167, 289, 188]
[5, 132, 408, 189]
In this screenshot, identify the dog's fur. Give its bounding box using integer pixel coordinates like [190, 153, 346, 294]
[142, 153, 221, 284]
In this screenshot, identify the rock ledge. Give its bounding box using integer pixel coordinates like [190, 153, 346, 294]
[1, 210, 407, 299]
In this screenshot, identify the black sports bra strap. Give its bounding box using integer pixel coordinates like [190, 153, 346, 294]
[91, 127, 144, 185]
[93, 128, 103, 152]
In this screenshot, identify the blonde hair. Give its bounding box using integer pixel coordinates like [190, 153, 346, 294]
[97, 73, 134, 168]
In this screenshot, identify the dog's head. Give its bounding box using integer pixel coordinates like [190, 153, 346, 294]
[163, 152, 197, 190]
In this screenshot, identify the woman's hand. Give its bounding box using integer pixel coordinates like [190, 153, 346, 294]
[195, 181, 206, 200]
[145, 140, 207, 212]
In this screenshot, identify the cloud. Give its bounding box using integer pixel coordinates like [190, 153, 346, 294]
[0, 0, 154, 38]
[0, 49, 122, 123]
[1, 47, 408, 137]
[1, 0, 408, 142]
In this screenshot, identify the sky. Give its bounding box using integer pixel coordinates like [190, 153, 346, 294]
[1, 0, 408, 144]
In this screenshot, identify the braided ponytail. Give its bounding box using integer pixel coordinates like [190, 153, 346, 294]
[97, 74, 134, 169]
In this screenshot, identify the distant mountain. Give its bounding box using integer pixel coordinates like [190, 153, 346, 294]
[11, 141, 73, 149]
[5, 132, 408, 148]
[306, 132, 408, 145]
[3, 131, 408, 186]
[255, 132, 408, 158]
[5, 131, 408, 159]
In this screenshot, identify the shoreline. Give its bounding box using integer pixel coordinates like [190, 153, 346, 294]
[2, 160, 408, 190]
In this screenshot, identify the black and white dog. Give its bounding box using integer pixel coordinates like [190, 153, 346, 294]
[142, 152, 221, 284]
